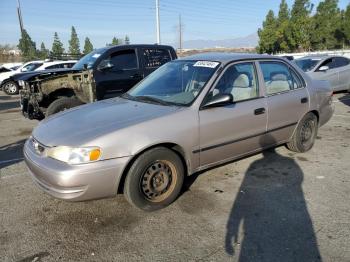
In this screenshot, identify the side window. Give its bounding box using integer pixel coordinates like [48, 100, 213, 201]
[109, 49, 138, 70]
[335, 57, 350, 67]
[210, 62, 259, 102]
[46, 65, 59, 69]
[142, 48, 172, 68]
[260, 62, 293, 95]
[317, 58, 337, 70]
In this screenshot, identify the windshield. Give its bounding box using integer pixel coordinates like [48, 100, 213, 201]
[126, 60, 220, 106]
[295, 58, 321, 72]
[72, 48, 107, 70]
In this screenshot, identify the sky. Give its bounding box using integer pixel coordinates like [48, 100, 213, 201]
[0, 0, 349, 49]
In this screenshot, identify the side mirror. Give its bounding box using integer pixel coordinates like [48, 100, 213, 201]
[97, 60, 114, 71]
[318, 66, 329, 72]
[202, 93, 233, 109]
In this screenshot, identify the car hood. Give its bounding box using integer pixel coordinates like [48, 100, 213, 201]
[0, 71, 15, 82]
[33, 97, 183, 147]
[12, 68, 81, 82]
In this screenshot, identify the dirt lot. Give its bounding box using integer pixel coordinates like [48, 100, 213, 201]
[0, 92, 349, 262]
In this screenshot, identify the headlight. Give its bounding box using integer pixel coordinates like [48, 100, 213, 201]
[47, 146, 101, 164]
[18, 80, 25, 87]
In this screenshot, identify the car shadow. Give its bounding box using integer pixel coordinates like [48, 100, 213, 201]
[338, 92, 350, 107]
[0, 139, 26, 169]
[224, 135, 321, 261]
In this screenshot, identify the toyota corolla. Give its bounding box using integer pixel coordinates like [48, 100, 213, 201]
[24, 53, 334, 211]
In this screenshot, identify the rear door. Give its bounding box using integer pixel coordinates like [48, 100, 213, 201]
[198, 61, 268, 167]
[95, 48, 142, 99]
[140, 48, 175, 77]
[258, 61, 309, 143]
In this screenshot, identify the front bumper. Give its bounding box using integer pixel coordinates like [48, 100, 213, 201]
[24, 139, 131, 201]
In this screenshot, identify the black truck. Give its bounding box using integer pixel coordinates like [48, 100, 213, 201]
[18, 44, 177, 119]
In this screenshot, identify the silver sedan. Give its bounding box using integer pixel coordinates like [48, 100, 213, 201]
[295, 55, 350, 92]
[24, 53, 334, 211]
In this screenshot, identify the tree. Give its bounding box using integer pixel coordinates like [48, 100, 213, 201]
[18, 29, 37, 61]
[276, 0, 290, 52]
[311, 0, 342, 50]
[111, 37, 119, 46]
[38, 42, 49, 59]
[257, 10, 278, 54]
[344, 4, 350, 46]
[288, 0, 313, 51]
[51, 32, 64, 58]
[124, 35, 130, 45]
[83, 37, 93, 54]
[68, 26, 80, 55]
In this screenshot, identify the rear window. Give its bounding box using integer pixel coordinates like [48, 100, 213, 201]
[142, 48, 172, 68]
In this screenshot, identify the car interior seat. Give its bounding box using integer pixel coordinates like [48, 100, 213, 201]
[265, 72, 291, 95]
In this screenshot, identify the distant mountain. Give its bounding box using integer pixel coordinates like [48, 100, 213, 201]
[182, 33, 258, 49]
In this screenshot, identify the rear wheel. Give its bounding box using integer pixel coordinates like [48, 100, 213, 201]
[286, 112, 318, 153]
[2, 81, 19, 95]
[124, 147, 184, 211]
[45, 97, 83, 117]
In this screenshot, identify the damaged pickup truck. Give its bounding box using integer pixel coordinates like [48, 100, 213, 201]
[19, 44, 177, 119]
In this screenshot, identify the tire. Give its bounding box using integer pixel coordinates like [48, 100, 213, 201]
[2, 81, 19, 95]
[124, 147, 184, 211]
[46, 97, 83, 117]
[286, 112, 318, 153]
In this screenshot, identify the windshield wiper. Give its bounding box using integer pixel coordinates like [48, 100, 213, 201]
[133, 95, 172, 106]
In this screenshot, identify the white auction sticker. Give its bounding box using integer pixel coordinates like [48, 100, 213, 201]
[193, 61, 219, 68]
[92, 53, 101, 58]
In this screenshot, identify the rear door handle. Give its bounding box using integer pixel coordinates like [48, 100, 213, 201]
[254, 108, 266, 115]
[301, 97, 308, 103]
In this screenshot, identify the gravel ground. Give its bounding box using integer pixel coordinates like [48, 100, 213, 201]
[0, 92, 349, 262]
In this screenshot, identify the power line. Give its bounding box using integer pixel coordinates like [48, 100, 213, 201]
[156, 0, 160, 44]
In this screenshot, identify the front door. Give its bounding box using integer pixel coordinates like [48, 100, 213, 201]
[95, 49, 143, 99]
[198, 62, 268, 168]
[312, 58, 339, 90]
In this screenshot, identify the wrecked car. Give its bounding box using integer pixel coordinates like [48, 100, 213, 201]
[19, 44, 177, 119]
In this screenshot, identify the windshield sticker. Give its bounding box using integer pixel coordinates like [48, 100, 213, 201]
[193, 61, 219, 68]
[92, 54, 101, 58]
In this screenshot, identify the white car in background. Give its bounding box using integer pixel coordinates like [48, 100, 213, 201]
[0, 62, 23, 73]
[0, 60, 44, 94]
[1, 60, 77, 95]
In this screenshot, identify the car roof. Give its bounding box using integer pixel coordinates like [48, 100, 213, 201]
[41, 60, 77, 67]
[297, 55, 346, 60]
[179, 52, 282, 64]
[104, 44, 175, 51]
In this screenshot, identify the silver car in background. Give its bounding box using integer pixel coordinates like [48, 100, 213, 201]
[295, 55, 350, 92]
[24, 53, 334, 211]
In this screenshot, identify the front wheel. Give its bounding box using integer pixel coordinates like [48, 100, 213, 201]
[286, 112, 318, 153]
[124, 147, 184, 211]
[2, 81, 19, 95]
[46, 97, 83, 117]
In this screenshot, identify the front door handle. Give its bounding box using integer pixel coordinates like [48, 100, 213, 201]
[301, 97, 308, 104]
[254, 108, 266, 115]
[130, 73, 142, 79]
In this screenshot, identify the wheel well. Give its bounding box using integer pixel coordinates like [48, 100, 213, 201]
[45, 88, 76, 107]
[310, 110, 319, 123]
[117, 143, 188, 194]
[49, 88, 75, 100]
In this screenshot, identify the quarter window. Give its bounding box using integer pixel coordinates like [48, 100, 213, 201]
[142, 48, 172, 68]
[210, 62, 259, 102]
[260, 61, 303, 95]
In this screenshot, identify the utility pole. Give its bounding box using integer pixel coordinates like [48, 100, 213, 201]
[17, 0, 24, 34]
[178, 14, 183, 52]
[156, 0, 160, 44]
